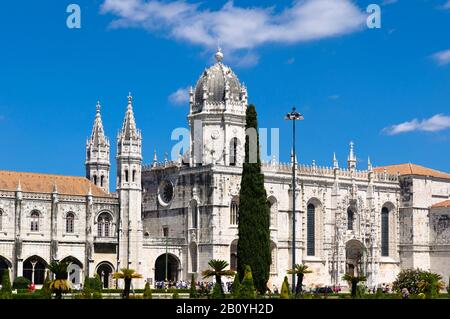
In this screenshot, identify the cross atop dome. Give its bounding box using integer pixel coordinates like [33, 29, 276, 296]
[215, 47, 223, 63]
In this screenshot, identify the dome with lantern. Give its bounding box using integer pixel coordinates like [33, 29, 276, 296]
[191, 48, 247, 113]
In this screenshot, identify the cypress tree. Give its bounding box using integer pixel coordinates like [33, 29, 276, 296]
[143, 282, 152, 299]
[189, 274, 198, 299]
[231, 273, 241, 298]
[238, 265, 256, 299]
[237, 104, 271, 294]
[1, 269, 12, 298]
[280, 276, 291, 299]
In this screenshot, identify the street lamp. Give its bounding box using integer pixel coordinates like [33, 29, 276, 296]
[285, 107, 304, 294]
[163, 227, 169, 290]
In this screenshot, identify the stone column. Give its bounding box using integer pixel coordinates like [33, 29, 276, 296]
[13, 185, 23, 279]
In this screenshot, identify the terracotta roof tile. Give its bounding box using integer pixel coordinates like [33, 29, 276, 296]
[432, 199, 450, 208]
[373, 163, 450, 180]
[0, 170, 110, 197]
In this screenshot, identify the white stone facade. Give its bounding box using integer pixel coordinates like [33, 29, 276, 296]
[1, 51, 450, 291]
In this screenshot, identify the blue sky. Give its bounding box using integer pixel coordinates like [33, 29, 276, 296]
[0, 0, 450, 185]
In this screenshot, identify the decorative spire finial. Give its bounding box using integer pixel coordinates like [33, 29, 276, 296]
[127, 92, 132, 106]
[96, 100, 101, 114]
[368, 156, 373, 171]
[215, 47, 223, 63]
[332, 152, 337, 167]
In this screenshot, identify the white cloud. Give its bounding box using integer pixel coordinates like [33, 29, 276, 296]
[328, 94, 340, 100]
[382, 114, 450, 135]
[168, 87, 189, 105]
[101, 0, 366, 64]
[382, 0, 398, 5]
[443, 1, 450, 9]
[432, 49, 450, 66]
[286, 57, 295, 65]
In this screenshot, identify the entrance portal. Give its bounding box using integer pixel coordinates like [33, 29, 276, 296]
[154, 254, 179, 282]
[345, 240, 366, 277]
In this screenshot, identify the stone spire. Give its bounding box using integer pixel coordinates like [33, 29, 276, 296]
[368, 156, 373, 172]
[333, 152, 339, 169]
[120, 92, 139, 140]
[88, 101, 109, 149]
[152, 149, 158, 167]
[86, 100, 110, 193]
[347, 141, 357, 170]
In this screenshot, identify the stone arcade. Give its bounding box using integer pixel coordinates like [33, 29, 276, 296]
[1, 50, 450, 290]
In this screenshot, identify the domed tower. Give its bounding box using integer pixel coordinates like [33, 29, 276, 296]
[188, 48, 248, 167]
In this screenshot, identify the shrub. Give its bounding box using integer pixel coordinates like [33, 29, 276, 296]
[393, 269, 444, 298]
[448, 277, 450, 294]
[143, 282, 152, 299]
[1, 269, 12, 298]
[92, 291, 103, 299]
[280, 276, 291, 299]
[12, 276, 31, 290]
[41, 271, 52, 299]
[238, 265, 256, 299]
[211, 282, 223, 299]
[172, 291, 180, 299]
[231, 273, 241, 299]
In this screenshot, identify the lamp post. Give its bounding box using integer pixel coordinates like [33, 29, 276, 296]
[164, 227, 169, 290]
[285, 107, 304, 294]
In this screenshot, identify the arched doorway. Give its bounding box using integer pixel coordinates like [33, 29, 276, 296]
[154, 254, 180, 282]
[0, 256, 12, 286]
[96, 262, 114, 289]
[23, 256, 47, 285]
[61, 256, 83, 287]
[345, 240, 366, 277]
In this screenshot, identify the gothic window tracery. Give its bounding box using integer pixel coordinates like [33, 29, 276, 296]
[66, 212, 75, 233]
[30, 211, 40, 232]
[230, 198, 239, 225]
[97, 212, 112, 237]
[381, 207, 389, 256]
[307, 204, 315, 256]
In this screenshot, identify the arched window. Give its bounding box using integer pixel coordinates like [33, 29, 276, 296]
[30, 211, 40, 232]
[132, 170, 136, 182]
[100, 175, 104, 187]
[307, 204, 315, 256]
[93, 175, 98, 185]
[230, 199, 239, 225]
[0, 210, 3, 231]
[268, 197, 277, 228]
[125, 170, 129, 182]
[381, 207, 389, 256]
[191, 201, 198, 228]
[66, 212, 75, 233]
[347, 208, 354, 231]
[229, 137, 238, 166]
[97, 213, 112, 237]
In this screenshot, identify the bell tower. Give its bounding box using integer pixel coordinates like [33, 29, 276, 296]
[116, 93, 143, 284]
[188, 48, 248, 167]
[86, 101, 110, 193]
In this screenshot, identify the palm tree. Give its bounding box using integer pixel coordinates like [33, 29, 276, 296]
[287, 264, 312, 295]
[47, 261, 72, 299]
[343, 274, 367, 298]
[113, 268, 143, 299]
[202, 259, 235, 295]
